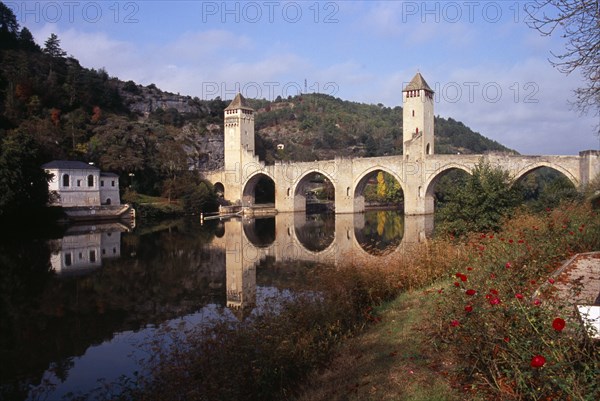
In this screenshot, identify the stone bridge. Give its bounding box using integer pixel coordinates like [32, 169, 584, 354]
[204, 73, 600, 215]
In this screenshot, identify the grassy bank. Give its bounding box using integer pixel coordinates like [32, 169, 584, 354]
[92, 202, 599, 401]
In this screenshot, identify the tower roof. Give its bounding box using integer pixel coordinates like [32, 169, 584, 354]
[403, 73, 434, 93]
[225, 93, 254, 111]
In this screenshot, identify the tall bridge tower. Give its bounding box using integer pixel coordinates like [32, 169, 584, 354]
[224, 93, 255, 171]
[221, 93, 256, 203]
[402, 72, 435, 159]
[402, 73, 436, 214]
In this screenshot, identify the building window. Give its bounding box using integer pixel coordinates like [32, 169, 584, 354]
[89, 250, 96, 263]
[412, 110, 415, 117]
[87, 174, 94, 187]
[101, 180, 104, 187]
[63, 174, 70, 187]
[65, 253, 72, 266]
[111, 180, 115, 187]
[77, 179, 82, 187]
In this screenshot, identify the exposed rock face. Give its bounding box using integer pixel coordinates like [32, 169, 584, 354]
[178, 123, 224, 171]
[116, 81, 225, 171]
[117, 81, 209, 115]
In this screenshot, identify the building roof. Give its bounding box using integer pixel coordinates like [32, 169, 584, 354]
[42, 160, 100, 170]
[403, 72, 434, 93]
[100, 172, 119, 177]
[224, 93, 254, 111]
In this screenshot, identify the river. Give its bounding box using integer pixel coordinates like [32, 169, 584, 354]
[0, 210, 433, 401]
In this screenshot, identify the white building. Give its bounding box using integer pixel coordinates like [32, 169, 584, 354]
[42, 161, 121, 207]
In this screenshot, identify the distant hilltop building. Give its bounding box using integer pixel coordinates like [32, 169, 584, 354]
[42, 161, 121, 207]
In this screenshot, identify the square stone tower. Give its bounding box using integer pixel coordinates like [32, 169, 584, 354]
[224, 93, 255, 171]
[402, 73, 435, 160]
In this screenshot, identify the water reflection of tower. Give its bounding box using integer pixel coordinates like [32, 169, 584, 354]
[224, 219, 257, 319]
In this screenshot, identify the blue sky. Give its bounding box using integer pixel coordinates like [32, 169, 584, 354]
[9, 0, 599, 155]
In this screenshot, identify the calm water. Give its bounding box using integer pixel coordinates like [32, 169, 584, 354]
[0, 211, 432, 401]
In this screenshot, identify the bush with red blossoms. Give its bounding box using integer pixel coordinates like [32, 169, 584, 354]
[427, 202, 600, 400]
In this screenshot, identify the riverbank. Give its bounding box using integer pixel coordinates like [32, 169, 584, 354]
[294, 203, 600, 401]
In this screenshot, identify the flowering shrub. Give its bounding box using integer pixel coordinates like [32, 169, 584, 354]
[428, 203, 600, 400]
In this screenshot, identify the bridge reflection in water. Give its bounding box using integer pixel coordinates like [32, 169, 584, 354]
[212, 212, 434, 312]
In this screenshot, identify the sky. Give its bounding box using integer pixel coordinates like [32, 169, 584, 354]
[8, 0, 599, 155]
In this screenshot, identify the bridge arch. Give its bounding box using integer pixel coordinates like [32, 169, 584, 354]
[353, 167, 404, 213]
[513, 162, 579, 187]
[292, 170, 336, 212]
[425, 163, 473, 200]
[242, 172, 276, 206]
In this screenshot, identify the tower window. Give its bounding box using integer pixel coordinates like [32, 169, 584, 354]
[63, 174, 70, 187]
[87, 174, 94, 187]
[412, 110, 415, 117]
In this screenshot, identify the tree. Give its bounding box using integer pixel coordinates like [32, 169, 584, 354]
[0, 1, 19, 48]
[437, 160, 522, 236]
[19, 27, 40, 51]
[526, 0, 599, 114]
[44, 33, 67, 58]
[0, 130, 50, 219]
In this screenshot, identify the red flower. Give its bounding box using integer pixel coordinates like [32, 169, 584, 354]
[490, 289, 499, 295]
[505, 262, 512, 268]
[503, 336, 510, 343]
[518, 239, 525, 244]
[464, 305, 473, 312]
[450, 320, 460, 327]
[466, 289, 476, 296]
[552, 317, 566, 332]
[508, 239, 514, 244]
[530, 355, 546, 368]
[548, 278, 555, 284]
[455, 273, 468, 282]
[467, 267, 473, 271]
[515, 293, 524, 299]
[454, 282, 460, 287]
[533, 299, 541, 306]
[489, 297, 501, 305]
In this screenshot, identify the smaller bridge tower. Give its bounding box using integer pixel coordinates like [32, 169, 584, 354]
[220, 93, 256, 202]
[402, 73, 435, 159]
[224, 93, 255, 171]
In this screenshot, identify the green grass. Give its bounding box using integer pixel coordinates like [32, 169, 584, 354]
[292, 288, 464, 401]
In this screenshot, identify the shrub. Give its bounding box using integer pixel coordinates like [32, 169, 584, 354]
[427, 202, 600, 400]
